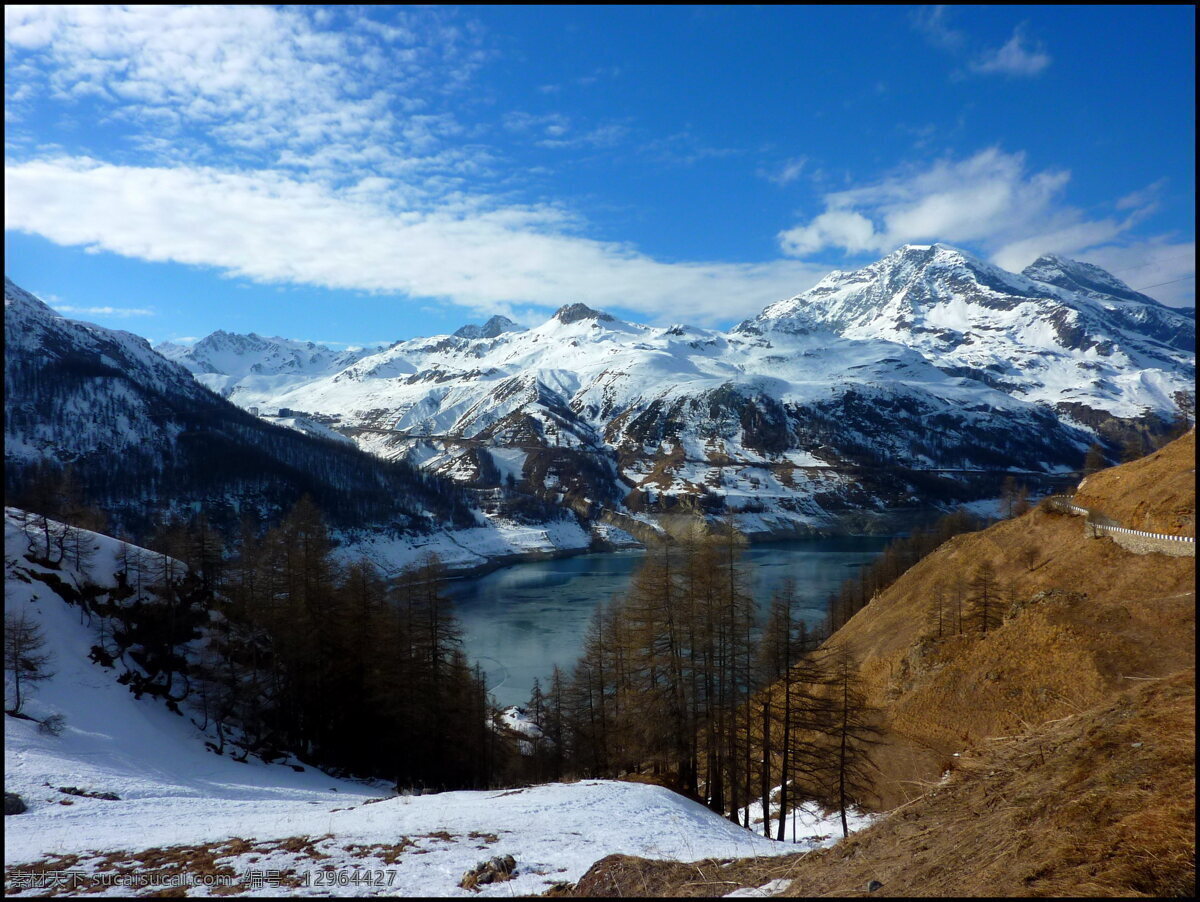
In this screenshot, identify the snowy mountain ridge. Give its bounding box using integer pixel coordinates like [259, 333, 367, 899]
[157, 330, 384, 406]
[152, 246, 1193, 537]
[746, 244, 1193, 417]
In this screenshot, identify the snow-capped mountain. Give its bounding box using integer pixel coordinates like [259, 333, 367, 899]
[452, 314, 525, 341]
[750, 244, 1193, 420]
[13, 242, 1192, 545]
[149, 244, 1196, 537]
[157, 330, 382, 406]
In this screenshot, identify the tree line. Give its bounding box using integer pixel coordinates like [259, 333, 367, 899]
[4, 351, 477, 543]
[7, 494, 501, 791]
[188, 498, 496, 788]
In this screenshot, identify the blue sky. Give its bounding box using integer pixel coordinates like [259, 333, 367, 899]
[5, 5, 1195, 349]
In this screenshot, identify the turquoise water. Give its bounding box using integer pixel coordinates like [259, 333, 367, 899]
[447, 536, 890, 708]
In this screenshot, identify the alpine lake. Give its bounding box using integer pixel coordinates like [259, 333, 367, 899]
[446, 536, 892, 709]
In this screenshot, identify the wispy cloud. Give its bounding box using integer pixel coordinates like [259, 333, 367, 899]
[912, 6, 966, 51]
[641, 131, 745, 168]
[504, 111, 571, 136]
[53, 304, 155, 317]
[969, 28, 1051, 77]
[763, 157, 809, 186]
[3, 5, 488, 178]
[6, 157, 829, 325]
[913, 8, 1051, 79]
[1116, 178, 1167, 212]
[538, 123, 629, 150]
[503, 111, 629, 150]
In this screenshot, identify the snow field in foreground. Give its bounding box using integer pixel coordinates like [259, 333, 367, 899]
[4, 510, 858, 896]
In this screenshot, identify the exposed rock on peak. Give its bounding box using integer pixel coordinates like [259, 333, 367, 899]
[553, 303, 614, 325]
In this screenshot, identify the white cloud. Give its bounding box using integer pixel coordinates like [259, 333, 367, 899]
[3, 5, 484, 173]
[913, 10, 1051, 79]
[53, 305, 155, 317]
[779, 210, 878, 257]
[779, 149, 1074, 256]
[775, 148, 1193, 307]
[969, 29, 1051, 77]
[5, 157, 828, 325]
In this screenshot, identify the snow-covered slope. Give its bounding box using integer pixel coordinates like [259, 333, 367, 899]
[752, 244, 1194, 419]
[4, 509, 825, 896]
[158, 330, 382, 407]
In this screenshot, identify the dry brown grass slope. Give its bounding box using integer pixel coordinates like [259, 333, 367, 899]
[831, 429, 1195, 809]
[776, 669, 1195, 898]
[572, 672, 1194, 898]
[1074, 427, 1195, 535]
[567, 430, 1195, 898]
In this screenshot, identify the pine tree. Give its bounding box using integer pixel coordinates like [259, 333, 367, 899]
[755, 580, 803, 839]
[969, 561, 1002, 635]
[544, 664, 568, 780]
[5, 610, 54, 715]
[569, 606, 615, 777]
[926, 580, 948, 639]
[1001, 475, 1019, 519]
[952, 574, 968, 635]
[827, 649, 880, 838]
[1012, 484, 1031, 517]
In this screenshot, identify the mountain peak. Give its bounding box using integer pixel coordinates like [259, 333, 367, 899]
[1021, 254, 1158, 306]
[885, 242, 981, 266]
[453, 314, 524, 340]
[552, 303, 614, 325]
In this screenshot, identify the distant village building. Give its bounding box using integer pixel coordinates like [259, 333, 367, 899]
[249, 406, 259, 415]
[278, 408, 293, 417]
